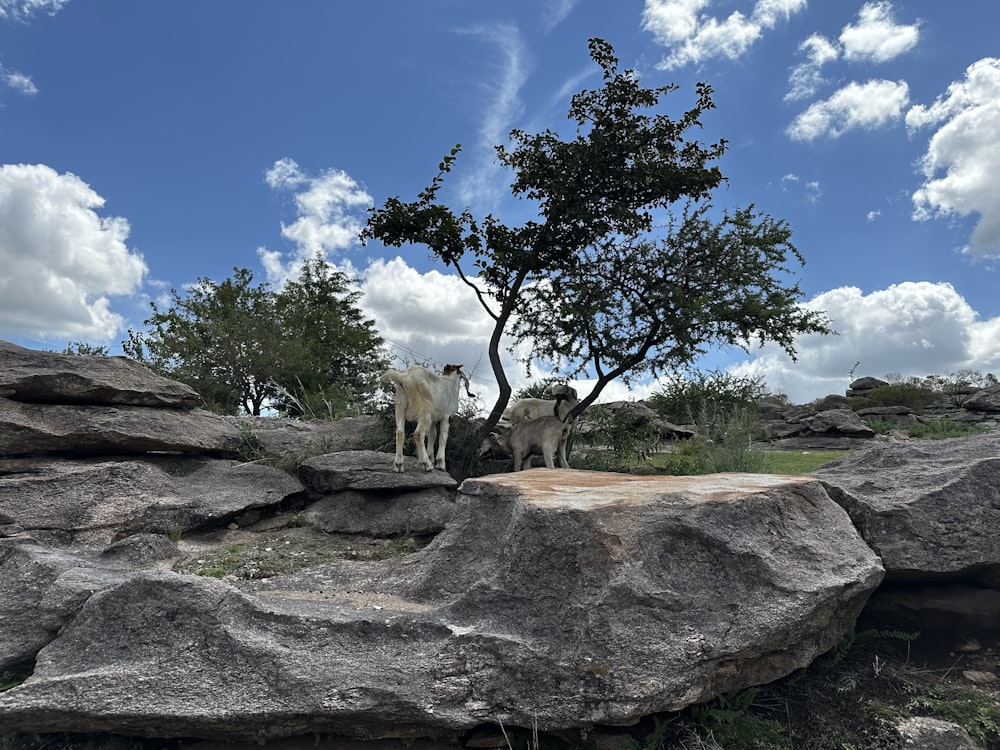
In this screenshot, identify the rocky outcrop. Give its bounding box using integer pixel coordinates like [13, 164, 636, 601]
[2, 341, 999, 745]
[0, 340, 240, 457]
[963, 383, 1000, 413]
[757, 402, 876, 449]
[0, 470, 883, 741]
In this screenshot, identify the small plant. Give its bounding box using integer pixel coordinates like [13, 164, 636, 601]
[166, 521, 183, 544]
[235, 419, 266, 463]
[684, 689, 792, 750]
[373, 535, 419, 560]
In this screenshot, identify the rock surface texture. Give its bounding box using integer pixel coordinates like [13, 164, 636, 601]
[0, 470, 882, 741]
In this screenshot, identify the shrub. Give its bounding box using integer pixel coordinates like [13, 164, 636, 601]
[648, 370, 767, 425]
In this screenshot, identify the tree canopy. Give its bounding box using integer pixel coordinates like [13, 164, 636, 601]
[124, 255, 387, 416]
[363, 37, 831, 448]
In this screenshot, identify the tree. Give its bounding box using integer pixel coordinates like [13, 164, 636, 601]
[271, 254, 388, 417]
[124, 268, 283, 415]
[363, 38, 830, 456]
[124, 260, 387, 417]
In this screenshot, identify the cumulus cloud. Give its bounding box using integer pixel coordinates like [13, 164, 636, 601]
[906, 57, 1000, 260]
[730, 281, 998, 403]
[643, 0, 806, 70]
[786, 78, 909, 141]
[839, 1, 919, 63]
[784, 3, 918, 110]
[0, 163, 147, 342]
[258, 158, 373, 284]
[359, 257, 518, 409]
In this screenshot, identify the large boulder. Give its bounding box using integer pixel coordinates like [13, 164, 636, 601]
[0, 340, 199, 408]
[963, 383, 1000, 413]
[0, 470, 883, 741]
[0, 455, 304, 548]
[813, 432, 1000, 578]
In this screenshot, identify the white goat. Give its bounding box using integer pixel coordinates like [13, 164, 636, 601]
[380, 364, 474, 473]
[499, 389, 580, 471]
[502, 384, 577, 424]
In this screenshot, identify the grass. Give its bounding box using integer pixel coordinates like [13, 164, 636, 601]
[178, 540, 343, 579]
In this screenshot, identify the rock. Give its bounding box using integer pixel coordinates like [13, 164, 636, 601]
[300, 487, 455, 536]
[0, 455, 304, 548]
[757, 405, 875, 443]
[813, 394, 849, 410]
[799, 408, 875, 437]
[814, 432, 1000, 578]
[963, 383, 1000, 412]
[855, 405, 925, 427]
[0, 399, 242, 457]
[847, 376, 889, 397]
[227, 415, 385, 456]
[0, 470, 883, 741]
[298, 450, 459, 492]
[0, 340, 200, 408]
[897, 716, 979, 749]
[0, 544, 131, 672]
[100, 533, 184, 569]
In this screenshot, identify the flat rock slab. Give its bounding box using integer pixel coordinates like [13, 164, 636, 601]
[298, 450, 459, 492]
[0, 470, 883, 742]
[0, 400, 241, 457]
[0, 455, 304, 548]
[0, 340, 199, 407]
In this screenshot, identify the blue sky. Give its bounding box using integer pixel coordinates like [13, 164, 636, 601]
[2, 0, 999, 406]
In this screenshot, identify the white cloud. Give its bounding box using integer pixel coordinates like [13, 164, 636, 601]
[0, 0, 69, 21]
[359, 257, 517, 410]
[786, 79, 910, 141]
[1, 64, 36, 95]
[454, 23, 530, 210]
[643, 0, 806, 70]
[839, 1, 919, 63]
[785, 34, 839, 102]
[907, 57, 1000, 260]
[259, 158, 373, 283]
[0, 163, 147, 342]
[730, 281, 998, 403]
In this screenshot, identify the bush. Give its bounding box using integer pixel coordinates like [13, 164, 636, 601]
[648, 370, 767, 425]
[850, 382, 938, 414]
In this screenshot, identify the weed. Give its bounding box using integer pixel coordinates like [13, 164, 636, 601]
[166, 521, 182, 544]
[235, 419, 265, 463]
